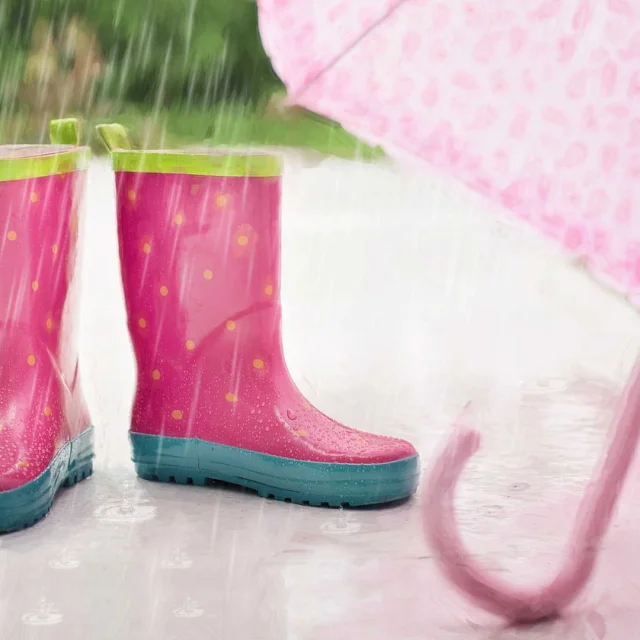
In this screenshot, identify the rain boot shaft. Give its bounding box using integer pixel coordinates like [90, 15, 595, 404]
[99, 123, 419, 507]
[0, 120, 94, 533]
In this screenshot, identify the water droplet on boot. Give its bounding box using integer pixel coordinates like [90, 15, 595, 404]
[286, 409, 297, 421]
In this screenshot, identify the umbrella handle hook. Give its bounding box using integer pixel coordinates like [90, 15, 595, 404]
[422, 359, 640, 624]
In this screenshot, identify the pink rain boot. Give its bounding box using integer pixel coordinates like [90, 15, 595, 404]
[0, 119, 94, 533]
[98, 124, 418, 507]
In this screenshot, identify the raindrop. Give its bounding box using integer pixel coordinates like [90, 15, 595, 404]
[321, 513, 361, 535]
[22, 599, 63, 626]
[48, 548, 80, 570]
[174, 597, 204, 618]
[93, 497, 157, 523]
[162, 549, 193, 569]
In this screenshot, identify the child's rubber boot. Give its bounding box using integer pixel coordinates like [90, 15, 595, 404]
[0, 120, 95, 533]
[97, 124, 419, 507]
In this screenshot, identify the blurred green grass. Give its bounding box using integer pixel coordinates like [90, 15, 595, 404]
[91, 105, 384, 161]
[1, 0, 384, 163]
[2, 104, 384, 162]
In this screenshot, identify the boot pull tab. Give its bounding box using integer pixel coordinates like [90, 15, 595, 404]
[50, 118, 81, 146]
[95, 123, 132, 153]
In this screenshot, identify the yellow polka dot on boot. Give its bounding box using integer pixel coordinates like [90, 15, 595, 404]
[265, 284, 273, 296]
[152, 369, 161, 380]
[203, 269, 213, 280]
[17, 460, 30, 469]
[173, 213, 184, 226]
[27, 355, 36, 366]
[128, 189, 137, 202]
[215, 194, 228, 208]
[30, 192, 38, 203]
[237, 235, 249, 246]
[253, 359, 265, 370]
[31, 281, 39, 291]
[186, 340, 195, 351]
[142, 242, 151, 254]
[225, 320, 236, 331]
[7, 230, 16, 241]
[171, 410, 183, 420]
[43, 406, 52, 417]
[225, 392, 238, 403]
[160, 285, 169, 296]
[52, 244, 58, 255]
[138, 318, 147, 329]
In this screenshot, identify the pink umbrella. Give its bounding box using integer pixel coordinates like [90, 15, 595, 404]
[257, 0, 640, 624]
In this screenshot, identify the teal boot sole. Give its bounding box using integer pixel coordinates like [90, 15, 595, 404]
[0, 427, 95, 533]
[131, 433, 419, 507]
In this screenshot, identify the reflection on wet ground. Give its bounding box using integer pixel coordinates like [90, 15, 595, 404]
[1, 158, 639, 639]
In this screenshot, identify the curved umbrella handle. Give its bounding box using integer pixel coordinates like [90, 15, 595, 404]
[423, 359, 640, 624]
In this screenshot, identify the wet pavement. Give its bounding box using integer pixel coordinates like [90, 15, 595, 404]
[1, 156, 638, 639]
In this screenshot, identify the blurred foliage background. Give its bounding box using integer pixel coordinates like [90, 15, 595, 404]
[0, 0, 380, 159]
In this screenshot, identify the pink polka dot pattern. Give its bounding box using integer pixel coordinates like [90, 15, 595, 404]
[258, 0, 640, 303]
